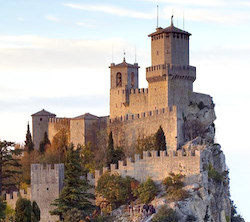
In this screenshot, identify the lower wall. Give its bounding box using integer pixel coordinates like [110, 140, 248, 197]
[5, 188, 31, 210]
[88, 149, 202, 186]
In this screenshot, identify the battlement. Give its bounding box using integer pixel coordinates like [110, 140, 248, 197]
[5, 188, 31, 209]
[129, 88, 148, 95]
[109, 106, 177, 124]
[146, 63, 196, 82]
[90, 149, 202, 185]
[48, 117, 71, 125]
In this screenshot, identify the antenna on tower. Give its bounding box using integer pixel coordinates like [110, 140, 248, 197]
[123, 48, 126, 62]
[135, 45, 137, 63]
[157, 5, 159, 28]
[112, 44, 114, 63]
[171, 8, 174, 26]
[183, 11, 185, 30]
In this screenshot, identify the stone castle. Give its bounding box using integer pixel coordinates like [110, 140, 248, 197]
[32, 20, 214, 154]
[10, 21, 232, 222]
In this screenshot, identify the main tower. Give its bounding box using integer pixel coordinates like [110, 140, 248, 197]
[146, 19, 196, 111]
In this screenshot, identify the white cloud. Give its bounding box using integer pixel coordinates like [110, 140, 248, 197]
[162, 6, 250, 24]
[45, 15, 60, 22]
[75, 21, 95, 28]
[142, 0, 225, 7]
[63, 3, 155, 19]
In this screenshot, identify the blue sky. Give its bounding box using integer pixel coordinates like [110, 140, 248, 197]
[0, 0, 250, 219]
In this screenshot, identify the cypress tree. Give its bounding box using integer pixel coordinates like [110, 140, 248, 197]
[25, 123, 34, 153]
[106, 131, 115, 166]
[155, 126, 167, 151]
[50, 144, 95, 220]
[39, 131, 50, 153]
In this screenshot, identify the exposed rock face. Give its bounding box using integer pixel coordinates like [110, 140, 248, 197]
[172, 144, 231, 222]
[112, 144, 231, 222]
[184, 97, 216, 144]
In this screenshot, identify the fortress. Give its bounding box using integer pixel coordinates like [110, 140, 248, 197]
[32, 20, 214, 154]
[8, 20, 232, 222]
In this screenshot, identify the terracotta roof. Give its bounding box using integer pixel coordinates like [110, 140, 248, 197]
[74, 113, 99, 120]
[31, 109, 56, 117]
[148, 25, 191, 37]
[109, 58, 140, 68]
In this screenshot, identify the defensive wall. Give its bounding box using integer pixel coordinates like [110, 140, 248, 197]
[108, 106, 184, 156]
[5, 188, 31, 209]
[31, 164, 64, 222]
[87, 149, 202, 186]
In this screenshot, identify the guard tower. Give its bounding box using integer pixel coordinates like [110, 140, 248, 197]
[109, 58, 140, 118]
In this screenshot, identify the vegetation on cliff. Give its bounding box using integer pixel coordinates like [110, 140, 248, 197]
[96, 172, 139, 211]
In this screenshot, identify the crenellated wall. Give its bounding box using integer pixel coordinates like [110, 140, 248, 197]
[109, 106, 183, 155]
[5, 188, 31, 209]
[88, 149, 202, 186]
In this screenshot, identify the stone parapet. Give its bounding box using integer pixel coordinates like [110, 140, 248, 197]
[90, 149, 202, 186]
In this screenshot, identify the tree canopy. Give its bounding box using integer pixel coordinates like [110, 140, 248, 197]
[154, 126, 166, 151]
[50, 144, 95, 220]
[24, 123, 34, 153]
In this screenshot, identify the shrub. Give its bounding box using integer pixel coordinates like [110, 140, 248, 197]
[96, 173, 138, 209]
[186, 214, 197, 221]
[152, 205, 179, 222]
[163, 172, 189, 201]
[208, 164, 223, 183]
[133, 178, 158, 204]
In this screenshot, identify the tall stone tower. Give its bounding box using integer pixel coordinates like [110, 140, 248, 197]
[31, 164, 64, 222]
[32, 109, 56, 149]
[109, 58, 140, 118]
[146, 20, 196, 111]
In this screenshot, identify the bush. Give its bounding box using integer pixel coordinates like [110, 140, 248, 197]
[186, 214, 197, 221]
[133, 178, 158, 204]
[152, 206, 179, 222]
[96, 173, 138, 209]
[208, 164, 223, 183]
[163, 172, 189, 201]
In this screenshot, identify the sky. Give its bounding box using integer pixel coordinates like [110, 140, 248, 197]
[0, 0, 250, 219]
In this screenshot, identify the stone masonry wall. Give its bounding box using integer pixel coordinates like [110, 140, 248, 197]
[87, 149, 202, 186]
[109, 106, 182, 156]
[31, 164, 64, 222]
[5, 188, 31, 210]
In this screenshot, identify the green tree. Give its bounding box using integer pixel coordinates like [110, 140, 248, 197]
[39, 132, 50, 153]
[0, 141, 22, 195]
[106, 132, 114, 166]
[106, 132, 125, 166]
[231, 200, 245, 222]
[15, 197, 40, 222]
[96, 173, 137, 210]
[152, 205, 179, 222]
[154, 126, 166, 151]
[24, 123, 34, 153]
[0, 196, 6, 220]
[63, 208, 82, 222]
[50, 144, 95, 219]
[133, 178, 158, 204]
[162, 172, 188, 201]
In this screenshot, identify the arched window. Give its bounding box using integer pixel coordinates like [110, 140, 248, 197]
[116, 72, 122, 87]
[131, 72, 135, 87]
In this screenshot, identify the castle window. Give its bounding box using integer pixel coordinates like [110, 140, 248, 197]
[47, 188, 49, 190]
[40, 118, 42, 121]
[157, 51, 159, 55]
[149, 111, 152, 116]
[131, 72, 135, 87]
[173, 34, 175, 38]
[132, 115, 134, 120]
[116, 72, 122, 87]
